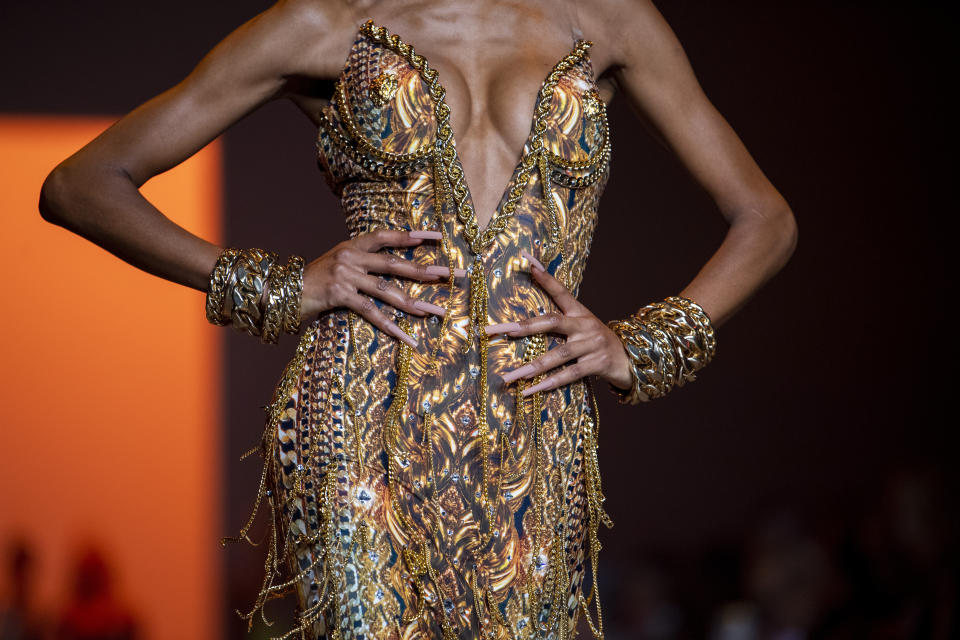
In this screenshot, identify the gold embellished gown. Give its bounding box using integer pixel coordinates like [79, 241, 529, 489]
[232, 19, 613, 640]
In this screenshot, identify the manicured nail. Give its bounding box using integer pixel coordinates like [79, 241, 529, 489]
[522, 379, 552, 397]
[485, 322, 522, 336]
[502, 363, 535, 384]
[425, 265, 468, 278]
[414, 300, 447, 316]
[386, 322, 418, 348]
[520, 249, 545, 272]
[410, 230, 443, 239]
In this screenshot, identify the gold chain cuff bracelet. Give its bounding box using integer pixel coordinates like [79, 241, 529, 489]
[606, 296, 717, 404]
[204, 247, 305, 343]
[205, 247, 241, 325]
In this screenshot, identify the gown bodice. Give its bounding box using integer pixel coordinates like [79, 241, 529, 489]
[237, 19, 615, 640]
[316, 18, 610, 295]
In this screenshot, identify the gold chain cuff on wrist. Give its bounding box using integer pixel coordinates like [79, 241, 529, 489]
[606, 295, 717, 404]
[280, 255, 304, 335]
[206, 248, 305, 343]
[230, 248, 279, 338]
[205, 248, 241, 326]
[260, 263, 287, 344]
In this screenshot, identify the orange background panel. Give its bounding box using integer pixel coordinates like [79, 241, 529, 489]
[0, 116, 222, 640]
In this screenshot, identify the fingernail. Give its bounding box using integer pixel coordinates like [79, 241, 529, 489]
[414, 300, 447, 316]
[410, 230, 443, 239]
[386, 322, 418, 348]
[520, 249, 545, 272]
[425, 265, 468, 278]
[485, 322, 522, 335]
[502, 364, 535, 384]
[521, 379, 551, 397]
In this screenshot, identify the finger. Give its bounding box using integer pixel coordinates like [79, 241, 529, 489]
[520, 249, 546, 272]
[347, 293, 418, 348]
[354, 273, 446, 317]
[352, 229, 440, 252]
[409, 230, 443, 240]
[491, 312, 581, 337]
[501, 339, 594, 384]
[425, 265, 468, 278]
[364, 253, 466, 281]
[485, 322, 522, 335]
[520, 358, 596, 397]
[529, 263, 583, 315]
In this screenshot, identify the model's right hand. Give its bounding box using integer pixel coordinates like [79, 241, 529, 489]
[301, 229, 465, 348]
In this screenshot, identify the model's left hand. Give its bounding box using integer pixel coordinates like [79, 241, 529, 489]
[486, 252, 633, 396]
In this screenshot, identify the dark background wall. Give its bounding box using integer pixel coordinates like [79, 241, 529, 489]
[3, 1, 955, 637]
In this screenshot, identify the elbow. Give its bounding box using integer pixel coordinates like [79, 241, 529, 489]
[38, 164, 74, 225]
[729, 194, 798, 271]
[767, 201, 797, 268]
[774, 202, 798, 267]
[39, 161, 121, 229]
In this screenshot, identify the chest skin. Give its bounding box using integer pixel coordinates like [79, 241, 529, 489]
[285, 0, 617, 229]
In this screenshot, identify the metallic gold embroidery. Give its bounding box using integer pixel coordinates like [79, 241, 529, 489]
[370, 70, 399, 106]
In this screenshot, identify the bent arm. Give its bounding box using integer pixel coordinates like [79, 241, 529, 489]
[602, 0, 797, 325]
[38, 0, 353, 293]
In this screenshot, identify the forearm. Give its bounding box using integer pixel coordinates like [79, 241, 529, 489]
[678, 200, 797, 326]
[39, 161, 223, 294]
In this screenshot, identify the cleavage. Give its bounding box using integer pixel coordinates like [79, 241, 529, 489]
[436, 55, 555, 227]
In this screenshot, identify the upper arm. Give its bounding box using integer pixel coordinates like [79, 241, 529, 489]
[57, 0, 353, 187]
[601, 0, 788, 221]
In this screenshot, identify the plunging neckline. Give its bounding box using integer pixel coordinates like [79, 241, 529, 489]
[346, 19, 595, 244]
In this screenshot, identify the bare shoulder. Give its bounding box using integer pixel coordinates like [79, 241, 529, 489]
[262, 0, 376, 121]
[281, 0, 369, 78]
[577, 0, 677, 75]
[207, 0, 360, 81]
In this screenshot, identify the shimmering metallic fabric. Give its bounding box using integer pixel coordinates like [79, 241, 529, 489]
[232, 19, 614, 640]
